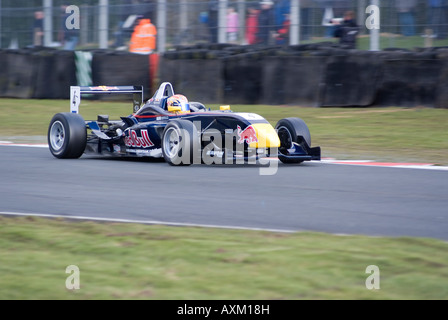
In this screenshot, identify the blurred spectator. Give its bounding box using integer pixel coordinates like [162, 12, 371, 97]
[113, 0, 134, 49]
[322, 6, 336, 38]
[274, 0, 290, 30]
[33, 11, 44, 47]
[129, 16, 157, 54]
[396, 0, 417, 36]
[198, 11, 210, 42]
[59, 4, 80, 50]
[274, 13, 290, 45]
[428, 0, 448, 39]
[257, 0, 275, 45]
[333, 10, 359, 49]
[226, 6, 239, 43]
[246, 5, 260, 45]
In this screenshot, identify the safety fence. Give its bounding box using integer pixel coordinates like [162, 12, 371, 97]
[0, 43, 447, 108]
[2, 1, 448, 52]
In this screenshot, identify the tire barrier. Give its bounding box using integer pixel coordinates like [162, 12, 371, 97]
[91, 51, 151, 100]
[159, 44, 448, 108]
[0, 49, 38, 99]
[319, 51, 382, 107]
[1, 44, 448, 108]
[223, 53, 263, 104]
[0, 48, 77, 99]
[374, 54, 443, 108]
[262, 55, 328, 106]
[160, 54, 224, 104]
[33, 49, 77, 99]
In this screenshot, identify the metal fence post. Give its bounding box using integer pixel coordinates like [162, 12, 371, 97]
[80, 4, 88, 46]
[180, 0, 187, 35]
[218, 0, 227, 44]
[237, 0, 246, 45]
[369, 0, 380, 51]
[43, 0, 53, 47]
[99, 0, 108, 49]
[157, 0, 166, 53]
[290, 0, 300, 45]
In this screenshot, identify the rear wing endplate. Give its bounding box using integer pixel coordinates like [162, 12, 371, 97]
[70, 86, 144, 114]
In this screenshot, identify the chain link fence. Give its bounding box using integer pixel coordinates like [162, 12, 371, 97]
[0, 0, 448, 52]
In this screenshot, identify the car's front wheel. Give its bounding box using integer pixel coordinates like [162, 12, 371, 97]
[161, 120, 201, 166]
[275, 117, 311, 164]
[48, 113, 87, 159]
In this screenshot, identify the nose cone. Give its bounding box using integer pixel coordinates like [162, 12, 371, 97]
[249, 123, 281, 148]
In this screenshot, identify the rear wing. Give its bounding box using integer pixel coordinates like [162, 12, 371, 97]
[70, 86, 144, 114]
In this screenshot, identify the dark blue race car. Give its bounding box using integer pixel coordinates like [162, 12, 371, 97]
[47, 82, 320, 165]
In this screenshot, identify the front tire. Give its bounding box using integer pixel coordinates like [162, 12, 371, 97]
[161, 120, 201, 166]
[48, 113, 87, 159]
[275, 117, 311, 164]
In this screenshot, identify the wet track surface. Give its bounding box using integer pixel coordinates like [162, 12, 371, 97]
[1, 145, 447, 240]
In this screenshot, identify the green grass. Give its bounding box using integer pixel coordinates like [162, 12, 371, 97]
[4, 98, 447, 164]
[1, 216, 447, 300]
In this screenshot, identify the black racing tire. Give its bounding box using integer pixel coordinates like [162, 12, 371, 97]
[161, 120, 201, 166]
[47, 112, 87, 159]
[275, 117, 311, 164]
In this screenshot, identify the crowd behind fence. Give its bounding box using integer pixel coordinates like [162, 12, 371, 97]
[1, 0, 448, 52]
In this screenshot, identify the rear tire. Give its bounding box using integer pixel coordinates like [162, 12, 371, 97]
[275, 117, 311, 164]
[161, 120, 201, 166]
[48, 113, 87, 159]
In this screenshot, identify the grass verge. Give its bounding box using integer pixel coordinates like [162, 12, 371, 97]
[1, 216, 447, 300]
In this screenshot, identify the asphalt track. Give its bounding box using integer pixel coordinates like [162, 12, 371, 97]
[1, 145, 447, 241]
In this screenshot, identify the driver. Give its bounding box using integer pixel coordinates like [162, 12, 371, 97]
[166, 94, 190, 114]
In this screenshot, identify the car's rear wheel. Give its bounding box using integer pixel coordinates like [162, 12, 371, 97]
[275, 117, 311, 164]
[48, 113, 87, 159]
[161, 120, 201, 166]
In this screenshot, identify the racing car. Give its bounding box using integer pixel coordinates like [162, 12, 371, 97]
[47, 82, 320, 165]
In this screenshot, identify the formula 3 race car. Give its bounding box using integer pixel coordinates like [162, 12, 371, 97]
[47, 82, 321, 165]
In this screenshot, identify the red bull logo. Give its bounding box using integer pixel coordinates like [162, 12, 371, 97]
[124, 129, 154, 148]
[237, 125, 258, 144]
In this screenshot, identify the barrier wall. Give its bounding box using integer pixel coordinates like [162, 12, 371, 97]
[0, 48, 152, 100]
[0, 45, 447, 108]
[158, 44, 448, 108]
[0, 49, 38, 99]
[160, 57, 223, 104]
[91, 50, 151, 99]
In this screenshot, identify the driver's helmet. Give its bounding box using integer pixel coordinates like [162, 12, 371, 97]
[166, 94, 190, 113]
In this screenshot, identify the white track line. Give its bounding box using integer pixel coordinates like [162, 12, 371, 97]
[2, 143, 448, 170]
[0, 211, 296, 234]
[0, 142, 48, 148]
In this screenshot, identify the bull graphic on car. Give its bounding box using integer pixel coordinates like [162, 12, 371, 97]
[237, 125, 258, 145]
